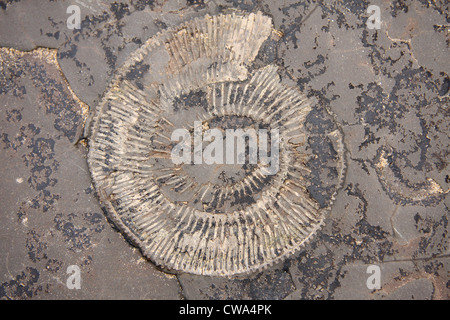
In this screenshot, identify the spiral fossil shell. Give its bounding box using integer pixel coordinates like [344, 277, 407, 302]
[88, 11, 345, 276]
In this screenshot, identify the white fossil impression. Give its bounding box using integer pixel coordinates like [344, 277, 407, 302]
[88, 11, 345, 276]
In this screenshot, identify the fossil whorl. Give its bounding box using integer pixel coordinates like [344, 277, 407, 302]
[88, 11, 346, 276]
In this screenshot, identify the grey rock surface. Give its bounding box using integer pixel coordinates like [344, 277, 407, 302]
[0, 0, 448, 299]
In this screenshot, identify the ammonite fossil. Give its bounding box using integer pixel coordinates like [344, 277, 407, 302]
[88, 11, 345, 276]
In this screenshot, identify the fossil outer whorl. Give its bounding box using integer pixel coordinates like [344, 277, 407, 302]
[87, 12, 345, 276]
